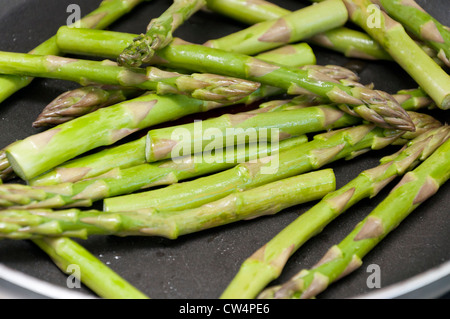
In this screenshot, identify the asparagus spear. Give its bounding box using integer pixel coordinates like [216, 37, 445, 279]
[203, 0, 349, 56]
[0, 51, 260, 104]
[221, 125, 449, 299]
[377, 0, 450, 68]
[205, 0, 392, 61]
[0, 137, 307, 209]
[258, 129, 450, 299]
[0, 0, 151, 104]
[5, 92, 225, 181]
[341, 0, 450, 110]
[33, 85, 142, 128]
[204, 0, 292, 25]
[118, 0, 207, 67]
[32, 237, 149, 299]
[0, 169, 336, 240]
[144, 106, 361, 162]
[56, 27, 415, 131]
[104, 111, 436, 213]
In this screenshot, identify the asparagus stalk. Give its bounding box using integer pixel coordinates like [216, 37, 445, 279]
[259, 129, 450, 299]
[118, 0, 207, 67]
[308, 27, 392, 61]
[205, 0, 392, 61]
[0, 51, 260, 104]
[203, 0, 349, 56]
[104, 111, 436, 213]
[342, 0, 450, 110]
[377, 0, 450, 68]
[221, 125, 449, 299]
[0, 0, 151, 104]
[0, 137, 307, 209]
[32, 237, 149, 299]
[33, 85, 142, 128]
[204, 0, 292, 25]
[0, 169, 336, 240]
[5, 93, 225, 181]
[144, 106, 361, 162]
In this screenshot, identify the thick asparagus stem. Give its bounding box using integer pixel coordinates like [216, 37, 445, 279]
[342, 0, 450, 110]
[144, 106, 361, 162]
[118, 0, 207, 67]
[33, 85, 142, 128]
[221, 125, 449, 299]
[259, 129, 450, 299]
[32, 237, 149, 299]
[0, 169, 336, 239]
[0, 0, 151, 104]
[5, 93, 224, 181]
[203, 0, 349, 56]
[205, 0, 391, 61]
[0, 137, 307, 209]
[104, 111, 436, 213]
[0, 51, 260, 104]
[377, 0, 450, 68]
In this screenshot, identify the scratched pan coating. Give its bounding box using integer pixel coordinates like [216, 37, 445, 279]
[0, 0, 449, 299]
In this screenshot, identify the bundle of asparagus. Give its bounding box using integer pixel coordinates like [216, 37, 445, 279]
[0, 0, 449, 301]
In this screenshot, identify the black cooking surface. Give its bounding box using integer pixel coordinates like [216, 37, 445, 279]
[0, 0, 449, 299]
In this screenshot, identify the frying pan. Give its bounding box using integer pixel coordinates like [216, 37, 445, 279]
[0, 0, 449, 299]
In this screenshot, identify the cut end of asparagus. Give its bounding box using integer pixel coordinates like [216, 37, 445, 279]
[117, 33, 158, 68]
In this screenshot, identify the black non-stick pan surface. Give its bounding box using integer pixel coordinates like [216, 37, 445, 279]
[0, 0, 449, 300]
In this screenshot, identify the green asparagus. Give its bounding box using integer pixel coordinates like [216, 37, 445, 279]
[259, 128, 450, 299]
[33, 85, 142, 128]
[221, 125, 449, 299]
[203, 0, 348, 56]
[144, 106, 361, 162]
[119, 0, 207, 67]
[55, 27, 415, 131]
[0, 169, 336, 239]
[104, 111, 436, 213]
[0, 137, 307, 209]
[342, 0, 450, 110]
[0, 0, 151, 104]
[377, 0, 450, 68]
[33, 237, 149, 299]
[0, 51, 260, 104]
[5, 93, 226, 181]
